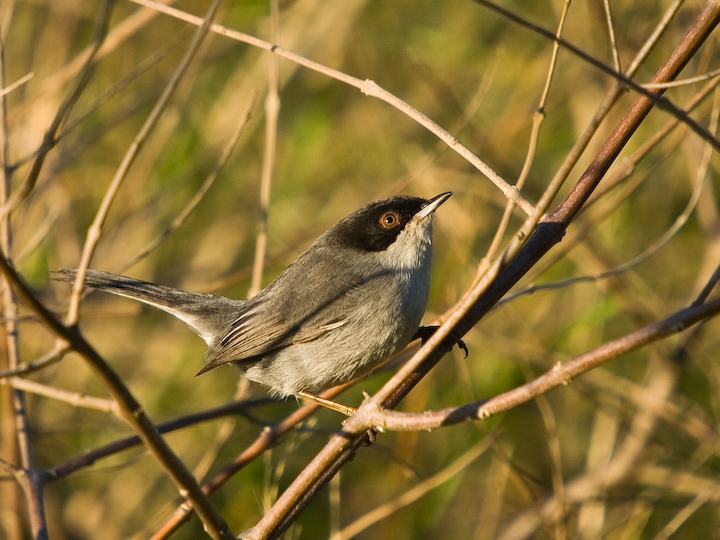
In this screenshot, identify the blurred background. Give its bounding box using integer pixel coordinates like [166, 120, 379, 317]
[2, 0, 720, 538]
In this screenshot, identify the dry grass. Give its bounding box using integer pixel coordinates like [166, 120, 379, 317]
[2, 1, 720, 539]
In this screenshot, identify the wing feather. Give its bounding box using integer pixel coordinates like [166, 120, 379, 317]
[199, 248, 375, 373]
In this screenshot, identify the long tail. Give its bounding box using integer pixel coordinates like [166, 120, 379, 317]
[56, 269, 241, 346]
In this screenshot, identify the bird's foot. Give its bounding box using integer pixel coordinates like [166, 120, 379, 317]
[412, 325, 468, 358]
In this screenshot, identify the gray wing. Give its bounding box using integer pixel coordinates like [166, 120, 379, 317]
[200, 248, 389, 373]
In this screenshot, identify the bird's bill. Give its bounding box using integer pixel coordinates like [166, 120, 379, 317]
[416, 191, 452, 219]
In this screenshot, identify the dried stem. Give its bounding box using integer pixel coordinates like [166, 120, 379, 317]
[127, 0, 536, 216]
[66, 0, 222, 325]
[243, 3, 720, 537]
[0, 0, 113, 218]
[249, 0, 280, 298]
[362, 298, 720, 431]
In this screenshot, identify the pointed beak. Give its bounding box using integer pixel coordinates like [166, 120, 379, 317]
[416, 191, 452, 219]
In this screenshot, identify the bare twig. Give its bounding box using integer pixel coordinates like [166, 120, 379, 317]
[480, 0, 570, 279]
[603, 0, 622, 72]
[339, 434, 495, 538]
[242, 3, 720, 536]
[0, 245, 234, 540]
[0, 71, 32, 97]
[0, 2, 236, 538]
[0, 342, 69, 379]
[497, 358, 679, 540]
[473, 0, 720, 152]
[6, 377, 117, 413]
[119, 94, 258, 272]
[361, 298, 720, 431]
[126, 0, 536, 216]
[249, 0, 280, 298]
[65, 0, 223, 326]
[7, 0, 175, 128]
[151, 388, 345, 539]
[45, 397, 273, 481]
[0, 28, 24, 540]
[644, 69, 720, 89]
[0, 0, 113, 218]
[695, 263, 720, 305]
[0, 21, 49, 540]
[503, 73, 720, 305]
[474, 0, 685, 293]
[507, 85, 718, 300]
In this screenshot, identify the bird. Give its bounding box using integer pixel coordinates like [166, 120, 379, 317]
[57, 192, 461, 409]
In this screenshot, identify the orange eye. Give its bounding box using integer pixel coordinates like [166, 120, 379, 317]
[379, 210, 400, 230]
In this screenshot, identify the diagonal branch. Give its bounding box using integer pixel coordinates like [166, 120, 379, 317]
[360, 297, 720, 431]
[127, 0, 536, 216]
[473, 0, 720, 153]
[0, 1, 236, 538]
[0, 249, 233, 540]
[241, 2, 720, 537]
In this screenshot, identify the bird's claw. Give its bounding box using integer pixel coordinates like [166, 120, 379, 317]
[413, 325, 468, 358]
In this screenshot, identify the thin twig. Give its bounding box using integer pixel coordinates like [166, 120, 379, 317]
[473, 0, 684, 293]
[493, 0, 683, 236]
[0, 238, 234, 540]
[361, 299, 720, 431]
[694, 263, 720, 305]
[504, 73, 720, 304]
[0, 0, 113, 218]
[603, 0, 622, 72]
[506, 88, 717, 301]
[45, 397, 273, 481]
[0, 2, 236, 538]
[7, 0, 173, 129]
[0, 31, 25, 540]
[243, 3, 720, 536]
[119, 94, 258, 273]
[0, 71, 32, 97]
[644, 69, 720, 89]
[6, 378, 117, 413]
[0, 342, 68, 379]
[497, 359, 678, 540]
[65, 0, 223, 326]
[150, 388, 345, 539]
[339, 434, 495, 538]
[0, 21, 49, 540]
[479, 0, 570, 280]
[249, 0, 280, 298]
[473, 0, 720, 152]
[126, 0, 536, 216]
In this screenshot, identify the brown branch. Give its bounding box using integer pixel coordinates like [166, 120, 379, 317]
[127, 0, 536, 216]
[0, 0, 113, 218]
[249, 0, 280, 298]
[66, 0, 223, 326]
[0, 28, 24, 540]
[361, 298, 720, 431]
[473, 0, 720, 153]
[547, 0, 720, 225]
[0, 5, 236, 535]
[118, 94, 258, 273]
[0, 13, 55, 538]
[498, 360, 679, 539]
[44, 398, 273, 481]
[0, 249, 234, 540]
[242, 3, 720, 538]
[151, 390, 343, 540]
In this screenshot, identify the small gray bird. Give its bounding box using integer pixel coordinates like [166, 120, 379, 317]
[58, 192, 458, 402]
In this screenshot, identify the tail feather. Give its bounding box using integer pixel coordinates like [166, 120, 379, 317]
[55, 269, 241, 346]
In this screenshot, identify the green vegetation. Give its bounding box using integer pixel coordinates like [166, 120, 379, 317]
[2, 1, 720, 538]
